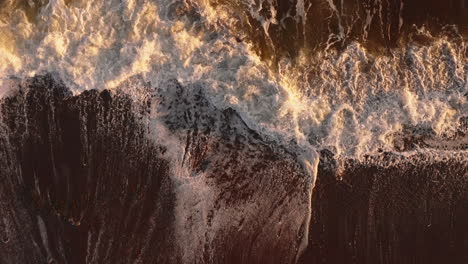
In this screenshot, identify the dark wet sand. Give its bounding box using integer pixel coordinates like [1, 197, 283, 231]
[0, 76, 467, 263]
[301, 151, 468, 264]
[0, 75, 309, 263]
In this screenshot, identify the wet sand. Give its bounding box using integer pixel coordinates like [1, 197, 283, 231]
[1, 76, 466, 263]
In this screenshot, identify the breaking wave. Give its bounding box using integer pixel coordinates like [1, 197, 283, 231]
[0, 0, 466, 263]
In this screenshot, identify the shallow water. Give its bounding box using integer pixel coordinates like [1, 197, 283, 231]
[0, 0, 466, 263]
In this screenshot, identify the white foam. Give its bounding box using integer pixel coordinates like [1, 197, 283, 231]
[0, 0, 464, 158]
[0, 1, 466, 261]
